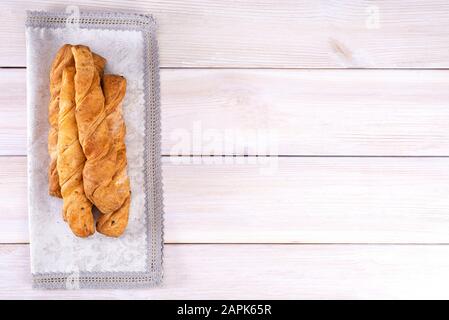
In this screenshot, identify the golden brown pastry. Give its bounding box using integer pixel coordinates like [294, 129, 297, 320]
[48, 44, 74, 198]
[57, 66, 95, 237]
[96, 75, 131, 237]
[71, 45, 124, 214]
[48, 45, 104, 199]
[97, 197, 130, 237]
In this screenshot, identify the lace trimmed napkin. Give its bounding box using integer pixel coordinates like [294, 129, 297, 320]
[26, 11, 163, 289]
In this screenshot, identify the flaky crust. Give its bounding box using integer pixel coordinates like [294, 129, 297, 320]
[97, 197, 130, 237]
[48, 45, 105, 199]
[96, 75, 131, 237]
[57, 66, 95, 237]
[48, 44, 74, 198]
[71, 45, 123, 214]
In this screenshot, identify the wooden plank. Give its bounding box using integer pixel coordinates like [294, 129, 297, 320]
[4, 68, 449, 156]
[0, 159, 28, 243]
[0, 69, 27, 155]
[2, 244, 449, 299]
[4, 156, 449, 244]
[3, 0, 449, 67]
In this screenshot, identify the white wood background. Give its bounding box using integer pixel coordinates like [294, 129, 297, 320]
[1, 0, 449, 299]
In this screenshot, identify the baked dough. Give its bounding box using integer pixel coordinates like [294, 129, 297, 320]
[71, 45, 123, 214]
[96, 75, 131, 237]
[48, 45, 106, 199]
[57, 66, 95, 237]
[48, 44, 132, 238]
[48, 44, 74, 198]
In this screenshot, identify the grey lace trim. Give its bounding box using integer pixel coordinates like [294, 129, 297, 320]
[26, 10, 164, 289]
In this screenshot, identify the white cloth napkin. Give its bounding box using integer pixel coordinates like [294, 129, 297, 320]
[26, 11, 163, 289]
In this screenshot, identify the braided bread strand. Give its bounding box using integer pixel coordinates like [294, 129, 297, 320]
[57, 66, 95, 237]
[72, 45, 122, 214]
[96, 75, 131, 237]
[48, 44, 74, 198]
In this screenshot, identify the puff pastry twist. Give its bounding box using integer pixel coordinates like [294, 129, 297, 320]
[48, 44, 74, 198]
[72, 45, 128, 215]
[57, 66, 95, 237]
[96, 75, 131, 237]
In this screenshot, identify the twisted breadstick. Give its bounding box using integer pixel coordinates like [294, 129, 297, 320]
[96, 75, 131, 237]
[48, 45, 104, 198]
[57, 66, 95, 237]
[71, 45, 124, 214]
[48, 44, 74, 198]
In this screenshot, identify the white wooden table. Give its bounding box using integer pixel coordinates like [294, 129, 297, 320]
[2, 0, 449, 299]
